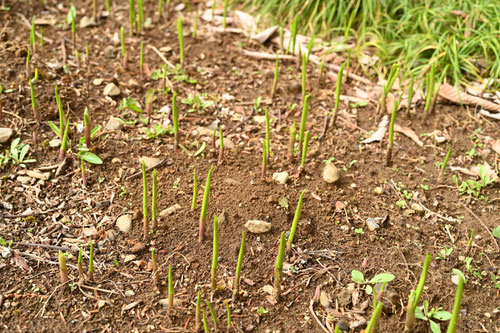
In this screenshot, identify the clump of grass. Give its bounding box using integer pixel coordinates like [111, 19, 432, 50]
[151, 248, 159, 285]
[58, 251, 68, 287]
[386, 95, 401, 166]
[145, 88, 154, 119]
[232, 231, 245, 301]
[288, 120, 296, 160]
[437, 147, 452, 184]
[83, 107, 91, 147]
[88, 241, 94, 280]
[271, 55, 279, 100]
[140, 41, 144, 76]
[195, 290, 202, 331]
[218, 127, 224, 165]
[286, 189, 306, 253]
[142, 161, 149, 240]
[59, 119, 70, 162]
[273, 232, 286, 300]
[205, 300, 219, 331]
[447, 274, 465, 333]
[172, 91, 179, 146]
[120, 27, 128, 70]
[300, 130, 310, 171]
[378, 64, 400, 116]
[29, 79, 40, 125]
[191, 168, 197, 211]
[404, 253, 431, 332]
[211, 214, 219, 291]
[261, 141, 267, 180]
[152, 169, 158, 229]
[226, 300, 232, 328]
[330, 62, 346, 128]
[168, 265, 174, 315]
[177, 18, 184, 67]
[298, 95, 310, 152]
[199, 165, 214, 242]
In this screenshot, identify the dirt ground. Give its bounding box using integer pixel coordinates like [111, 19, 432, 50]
[0, 1, 499, 332]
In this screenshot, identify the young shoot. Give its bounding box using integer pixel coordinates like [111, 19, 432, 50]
[138, 0, 145, 32]
[365, 302, 384, 333]
[105, 0, 111, 13]
[386, 94, 401, 166]
[84, 107, 90, 147]
[120, 27, 128, 70]
[223, 0, 229, 29]
[177, 18, 184, 67]
[406, 75, 415, 116]
[405, 254, 432, 332]
[299, 95, 311, 152]
[168, 265, 174, 315]
[129, 0, 136, 36]
[288, 16, 298, 54]
[226, 300, 232, 328]
[286, 189, 306, 253]
[437, 147, 452, 183]
[288, 120, 296, 160]
[142, 161, 149, 240]
[152, 248, 159, 285]
[301, 54, 307, 98]
[199, 165, 214, 242]
[318, 58, 325, 85]
[145, 88, 154, 119]
[88, 241, 94, 280]
[157, 0, 163, 19]
[195, 290, 202, 331]
[271, 55, 279, 100]
[265, 107, 271, 158]
[202, 310, 209, 333]
[423, 64, 436, 120]
[378, 64, 400, 115]
[152, 169, 158, 229]
[300, 130, 310, 170]
[330, 62, 346, 128]
[58, 251, 68, 286]
[218, 127, 224, 165]
[232, 231, 245, 301]
[191, 168, 197, 211]
[261, 142, 267, 180]
[193, 9, 199, 38]
[447, 274, 465, 333]
[59, 119, 70, 162]
[81, 157, 87, 188]
[211, 214, 219, 291]
[77, 247, 83, 279]
[29, 79, 40, 125]
[273, 232, 286, 301]
[172, 90, 179, 145]
[140, 41, 144, 76]
[205, 300, 219, 331]
[211, 127, 217, 150]
[30, 16, 36, 54]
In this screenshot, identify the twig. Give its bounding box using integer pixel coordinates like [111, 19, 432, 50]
[147, 45, 176, 69]
[12, 242, 74, 252]
[126, 158, 170, 180]
[417, 201, 458, 223]
[16, 13, 54, 43]
[80, 284, 118, 294]
[2, 204, 76, 219]
[36, 281, 69, 318]
[463, 204, 499, 251]
[308, 300, 330, 333]
[242, 49, 295, 61]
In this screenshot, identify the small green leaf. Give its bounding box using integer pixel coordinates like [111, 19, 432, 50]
[452, 269, 466, 284]
[369, 273, 395, 284]
[0, 237, 6, 246]
[414, 306, 427, 321]
[66, 6, 76, 24]
[278, 197, 289, 210]
[429, 319, 442, 333]
[194, 142, 206, 157]
[433, 310, 452, 321]
[365, 284, 373, 295]
[256, 306, 268, 315]
[79, 152, 103, 164]
[493, 225, 500, 239]
[351, 270, 365, 284]
[48, 121, 62, 138]
[90, 125, 102, 138]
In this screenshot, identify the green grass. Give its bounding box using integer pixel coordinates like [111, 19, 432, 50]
[238, 0, 500, 87]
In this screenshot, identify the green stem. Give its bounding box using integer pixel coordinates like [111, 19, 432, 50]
[205, 300, 219, 330]
[191, 168, 197, 211]
[88, 241, 94, 280]
[142, 161, 149, 240]
[211, 215, 219, 291]
[446, 276, 465, 333]
[152, 169, 158, 229]
[299, 94, 311, 151]
[287, 190, 306, 253]
[366, 302, 384, 333]
[168, 265, 174, 315]
[331, 62, 346, 127]
[414, 254, 432, 308]
[232, 231, 245, 301]
[300, 130, 310, 169]
[226, 300, 232, 328]
[172, 91, 179, 145]
[195, 290, 202, 331]
[273, 232, 286, 300]
[199, 165, 214, 242]
[265, 107, 271, 158]
[177, 18, 184, 67]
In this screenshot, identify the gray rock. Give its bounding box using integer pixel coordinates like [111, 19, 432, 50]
[0, 128, 13, 144]
[105, 116, 124, 131]
[410, 202, 424, 212]
[116, 214, 133, 233]
[194, 126, 214, 137]
[373, 186, 384, 195]
[158, 298, 182, 307]
[216, 137, 235, 149]
[244, 220, 271, 234]
[272, 171, 289, 185]
[366, 218, 380, 231]
[322, 163, 340, 183]
[374, 283, 400, 314]
[103, 83, 120, 97]
[79, 16, 96, 28]
[139, 156, 161, 168]
[125, 290, 135, 296]
[337, 289, 351, 307]
[48, 138, 61, 148]
[17, 176, 31, 184]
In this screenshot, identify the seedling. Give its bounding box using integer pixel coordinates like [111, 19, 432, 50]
[298, 95, 310, 152]
[300, 130, 310, 170]
[168, 265, 174, 315]
[193, 9, 199, 38]
[306, 33, 315, 63]
[77, 247, 83, 279]
[85, 43, 89, 67]
[226, 300, 232, 328]
[437, 147, 452, 183]
[92, 0, 97, 21]
[446, 271, 465, 333]
[351, 270, 395, 295]
[138, 0, 145, 32]
[145, 88, 154, 119]
[129, 0, 136, 36]
[205, 300, 219, 331]
[152, 169, 158, 229]
[407, 76, 414, 115]
[0, 138, 36, 168]
[270, 55, 279, 100]
[140, 41, 144, 76]
[261, 142, 267, 179]
[105, 0, 111, 13]
[80, 157, 87, 187]
[424, 64, 436, 120]
[71, 13, 76, 50]
[288, 16, 298, 54]
[29, 79, 40, 125]
[48, 85, 66, 139]
[195, 290, 202, 331]
[177, 18, 184, 67]
[212, 128, 216, 150]
[452, 165, 497, 198]
[26, 49, 31, 78]
[318, 59, 325, 85]
[202, 310, 209, 333]
[58, 251, 68, 286]
[142, 161, 149, 240]
[59, 119, 70, 162]
[83, 107, 91, 147]
[152, 248, 159, 285]
[330, 62, 346, 128]
[199, 165, 214, 242]
[414, 300, 452, 333]
[273, 232, 286, 300]
[405, 254, 432, 331]
[286, 189, 306, 253]
[365, 302, 384, 333]
[218, 127, 224, 165]
[223, 0, 230, 29]
[88, 241, 94, 280]
[288, 120, 296, 160]
[386, 94, 401, 166]
[211, 214, 219, 291]
[378, 64, 400, 115]
[120, 27, 128, 70]
[232, 231, 245, 301]
[172, 91, 179, 145]
[301, 54, 307, 98]
[30, 16, 36, 54]
[265, 107, 271, 158]
[191, 169, 197, 211]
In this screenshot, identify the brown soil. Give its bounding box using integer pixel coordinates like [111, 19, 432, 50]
[0, 1, 499, 333]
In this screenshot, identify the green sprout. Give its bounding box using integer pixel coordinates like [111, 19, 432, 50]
[49, 85, 66, 139]
[152, 248, 159, 285]
[85, 42, 89, 67]
[83, 107, 90, 147]
[193, 9, 199, 38]
[232, 231, 245, 301]
[405, 254, 432, 331]
[195, 290, 202, 331]
[59, 119, 70, 162]
[191, 168, 197, 211]
[77, 247, 83, 279]
[298, 94, 310, 151]
[211, 127, 217, 150]
[29, 79, 40, 125]
[81, 157, 87, 187]
[265, 107, 271, 158]
[105, 0, 111, 13]
[30, 16, 36, 53]
[58, 251, 68, 285]
[88, 241, 94, 280]
[202, 310, 209, 333]
[137, 0, 144, 32]
[286, 189, 306, 253]
[271, 55, 279, 99]
[330, 62, 346, 128]
[226, 300, 232, 328]
[39, 27, 44, 53]
[218, 127, 224, 165]
[366, 302, 384, 333]
[152, 169, 158, 229]
[306, 33, 315, 63]
[437, 147, 452, 183]
[121, 26, 128, 69]
[129, 0, 136, 36]
[261, 141, 267, 179]
[447, 273, 465, 333]
[300, 130, 310, 170]
[386, 94, 401, 166]
[172, 91, 179, 145]
[424, 64, 436, 120]
[273, 232, 286, 300]
[145, 88, 154, 119]
[158, 0, 163, 19]
[142, 161, 149, 240]
[288, 120, 296, 160]
[71, 14, 76, 47]
[140, 41, 144, 76]
[211, 214, 219, 291]
[223, 0, 229, 29]
[378, 64, 400, 115]
[301, 54, 307, 98]
[177, 18, 184, 67]
[205, 300, 219, 331]
[318, 58, 325, 85]
[26, 48, 31, 77]
[406, 75, 414, 115]
[199, 165, 214, 242]
[92, 0, 97, 20]
[168, 265, 174, 315]
[288, 16, 298, 54]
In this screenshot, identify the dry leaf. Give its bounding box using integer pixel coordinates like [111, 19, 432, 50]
[439, 83, 500, 112]
[451, 163, 498, 180]
[386, 92, 396, 114]
[361, 116, 389, 143]
[12, 251, 31, 271]
[492, 140, 500, 155]
[335, 201, 346, 213]
[394, 124, 423, 146]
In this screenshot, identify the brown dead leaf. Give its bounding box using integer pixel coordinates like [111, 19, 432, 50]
[335, 201, 346, 213]
[439, 83, 500, 112]
[361, 116, 389, 143]
[12, 251, 31, 271]
[492, 140, 500, 155]
[394, 124, 423, 147]
[451, 163, 498, 180]
[386, 92, 396, 114]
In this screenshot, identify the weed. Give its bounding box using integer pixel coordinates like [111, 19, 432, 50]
[447, 273, 465, 333]
[88, 241, 94, 280]
[168, 265, 173, 315]
[273, 232, 286, 300]
[300, 130, 310, 170]
[233, 231, 245, 301]
[205, 300, 219, 331]
[142, 161, 149, 240]
[351, 270, 395, 295]
[452, 165, 497, 198]
[177, 18, 184, 67]
[286, 190, 306, 253]
[199, 165, 214, 242]
[191, 169, 197, 211]
[298, 95, 310, 151]
[436, 247, 453, 260]
[330, 62, 346, 127]
[288, 120, 296, 160]
[0, 138, 36, 168]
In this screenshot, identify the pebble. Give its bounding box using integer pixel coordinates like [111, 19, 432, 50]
[48, 138, 61, 148]
[0, 128, 13, 144]
[322, 164, 340, 183]
[17, 176, 31, 184]
[320, 291, 330, 308]
[103, 83, 120, 97]
[272, 171, 289, 185]
[26, 170, 49, 180]
[410, 202, 424, 212]
[337, 289, 351, 307]
[79, 16, 96, 28]
[93, 78, 104, 86]
[252, 115, 266, 124]
[139, 156, 161, 168]
[366, 218, 380, 231]
[125, 290, 135, 296]
[373, 186, 384, 195]
[158, 298, 182, 307]
[216, 137, 235, 149]
[374, 283, 400, 314]
[105, 116, 124, 131]
[97, 300, 106, 308]
[124, 254, 136, 263]
[160, 204, 181, 217]
[129, 242, 146, 253]
[262, 285, 273, 295]
[194, 127, 214, 136]
[244, 220, 271, 234]
[116, 214, 132, 233]
[106, 229, 118, 241]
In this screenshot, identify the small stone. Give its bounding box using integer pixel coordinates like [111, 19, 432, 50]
[158, 298, 182, 307]
[112, 158, 122, 163]
[129, 242, 146, 254]
[103, 83, 120, 97]
[116, 214, 133, 233]
[244, 220, 271, 234]
[26, 170, 48, 180]
[224, 178, 241, 185]
[93, 78, 104, 86]
[105, 116, 124, 131]
[160, 203, 182, 217]
[112, 32, 120, 45]
[127, 79, 138, 88]
[139, 156, 161, 168]
[320, 291, 330, 308]
[252, 115, 266, 124]
[451, 274, 460, 285]
[403, 209, 415, 217]
[104, 46, 115, 59]
[374, 283, 400, 314]
[125, 290, 135, 296]
[17, 176, 31, 184]
[337, 320, 350, 331]
[0, 128, 13, 144]
[410, 202, 424, 212]
[366, 218, 380, 231]
[216, 138, 235, 149]
[194, 127, 214, 136]
[124, 254, 136, 263]
[337, 289, 351, 307]
[322, 164, 340, 183]
[106, 229, 118, 241]
[262, 285, 274, 295]
[218, 210, 227, 224]
[48, 138, 61, 148]
[272, 171, 289, 185]
[373, 186, 384, 195]
[79, 16, 96, 28]
[97, 300, 106, 308]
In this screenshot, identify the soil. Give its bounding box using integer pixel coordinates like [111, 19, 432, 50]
[0, 1, 499, 333]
